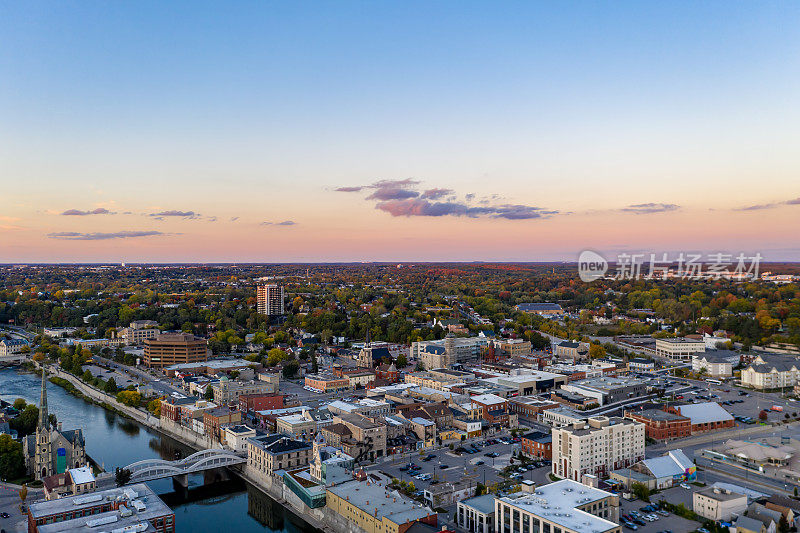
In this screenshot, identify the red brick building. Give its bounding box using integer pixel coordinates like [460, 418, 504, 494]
[665, 402, 735, 434]
[203, 407, 242, 441]
[239, 393, 285, 413]
[624, 408, 691, 440]
[160, 396, 196, 422]
[520, 431, 552, 459]
[507, 397, 560, 420]
[471, 394, 510, 426]
[375, 362, 400, 383]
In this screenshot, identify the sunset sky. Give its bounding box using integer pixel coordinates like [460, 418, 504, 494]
[2, 2, 800, 262]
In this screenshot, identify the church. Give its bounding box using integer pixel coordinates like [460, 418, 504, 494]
[23, 370, 87, 480]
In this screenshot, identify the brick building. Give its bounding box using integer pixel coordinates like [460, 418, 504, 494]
[624, 408, 691, 440]
[143, 333, 207, 368]
[520, 431, 552, 460]
[239, 393, 286, 413]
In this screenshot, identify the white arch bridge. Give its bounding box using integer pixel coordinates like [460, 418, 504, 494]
[123, 449, 246, 484]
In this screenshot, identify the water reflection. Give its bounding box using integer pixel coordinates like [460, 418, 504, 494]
[0, 368, 320, 533]
[119, 419, 141, 436]
[247, 484, 284, 531]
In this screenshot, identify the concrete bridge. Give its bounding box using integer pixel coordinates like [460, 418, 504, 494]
[123, 448, 246, 486]
[0, 354, 27, 366]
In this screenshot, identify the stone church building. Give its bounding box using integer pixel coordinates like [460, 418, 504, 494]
[23, 370, 87, 480]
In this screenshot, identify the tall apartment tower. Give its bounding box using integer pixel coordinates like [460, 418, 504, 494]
[257, 283, 285, 316]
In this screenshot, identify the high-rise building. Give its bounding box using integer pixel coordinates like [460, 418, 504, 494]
[143, 333, 208, 368]
[551, 416, 645, 481]
[257, 283, 285, 316]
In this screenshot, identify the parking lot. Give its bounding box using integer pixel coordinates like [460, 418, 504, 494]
[82, 364, 137, 389]
[664, 378, 799, 424]
[619, 485, 704, 533]
[378, 434, 553, 502]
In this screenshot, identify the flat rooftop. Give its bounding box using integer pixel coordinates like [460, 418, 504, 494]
[571, 376, 646, 391]
[29, 484, 170, 522]
[328, 479, 434, 524]
[499, 479, 618, 533]
[38, 514, 158, 533]
[630, 409, 687, 422]
[696, 487, 747, 502]
[657, 337, 704, 344]
[460, 494, 496, 515]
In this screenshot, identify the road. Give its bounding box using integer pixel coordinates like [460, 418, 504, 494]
[0, 482, 39, 533]
[90, 355, 186, 398]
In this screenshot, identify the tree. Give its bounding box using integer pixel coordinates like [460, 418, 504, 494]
[396, 354, 408, 368]
[204, 388, 214, 400]
[759, 410, 769, 421]
[310, 352, 319, 374]
[116, 390, 142, 407]
[19, 484, 28, 505]
[589, 343, 606, 359]
[147, 399, 161, 417]
[10, 404, 39, 438]
[475, 482, 487, 496]
[282, 360, 300, 379]
[12, 398, 26, 411]
[104, 378, 118, 394]
[266, 348, 289, 367]
[0, 434, 25, 481]
[631, 482, 650, 502]
[115, 467, 132, 487]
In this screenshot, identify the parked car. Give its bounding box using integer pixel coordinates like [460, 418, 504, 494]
[680, 483, 691, 489]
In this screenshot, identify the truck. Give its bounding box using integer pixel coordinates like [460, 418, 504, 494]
[771, 405, 784, 412]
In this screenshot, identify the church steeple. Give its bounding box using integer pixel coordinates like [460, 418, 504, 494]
[38, 368, 49, 430]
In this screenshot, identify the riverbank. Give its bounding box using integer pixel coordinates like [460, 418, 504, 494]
[41, 364, 335, 532]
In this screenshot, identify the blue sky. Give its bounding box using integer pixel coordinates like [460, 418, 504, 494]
[2, 2, 800, 262]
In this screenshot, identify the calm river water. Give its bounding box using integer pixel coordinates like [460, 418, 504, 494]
[0, 367, 318, 533]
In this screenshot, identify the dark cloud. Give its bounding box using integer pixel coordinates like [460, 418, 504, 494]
[335, 178, 420, 195]
[375, 198, 556, 220]
[372, 178, 420, 188]
[420, 188, 454, 200]
[149, 210, 200, 219]
[366, 188, 419, 201]
[620, 203, 680, 214]
[733, 203, 777, 211]
[61, 208, 114, 216]
[48, 230, 165, 240]
[261, 220, 297, 226]
[337, 179, 556, 221]
[733, 197, 800, 211]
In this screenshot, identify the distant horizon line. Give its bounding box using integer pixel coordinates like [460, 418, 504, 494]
[2, 261, 800, 266]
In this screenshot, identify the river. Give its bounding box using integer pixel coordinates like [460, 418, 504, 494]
[0, 367, 318, 533]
